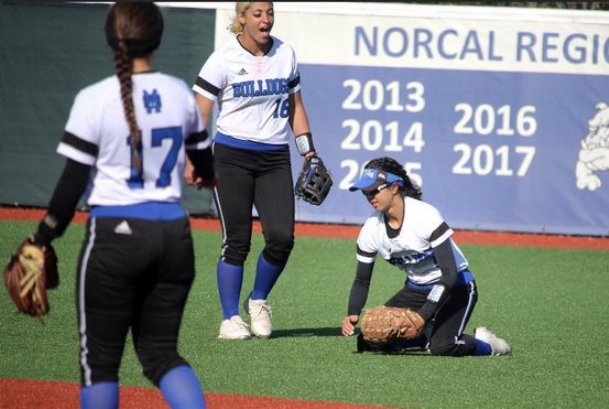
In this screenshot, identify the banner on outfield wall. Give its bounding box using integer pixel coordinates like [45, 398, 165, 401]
[2, 3, 607, 236]
[210, 3, 609, 236]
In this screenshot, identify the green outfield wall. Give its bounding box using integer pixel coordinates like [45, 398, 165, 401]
[0, 2, 216, 214]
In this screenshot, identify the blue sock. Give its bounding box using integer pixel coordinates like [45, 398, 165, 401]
[80, 382, 119, 409]
[217, 259, 244, 319]
[251, 253, 285, 300]
[474, 339, 493, 356]
[159, 365, 206, 409]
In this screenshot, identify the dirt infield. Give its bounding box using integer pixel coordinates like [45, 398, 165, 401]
[0, 379, 397, 409]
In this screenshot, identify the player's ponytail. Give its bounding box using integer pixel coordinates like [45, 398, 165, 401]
[113, 41, 142, 171]
[365, 157, 422, 200]
[105, 2, 164, 172]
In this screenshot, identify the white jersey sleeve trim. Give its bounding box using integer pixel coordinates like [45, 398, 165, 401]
[192, 86, 218, 102]
[186, 137, 212, 151]
[57, 142, 96, 166]
[356, 253, 376, 264]
[430, 227, 453, 248]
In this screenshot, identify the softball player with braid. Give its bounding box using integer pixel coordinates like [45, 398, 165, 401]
[188, 2, 323, 340]
[342, 157, 511, 356]
[27, 3, 212, 407]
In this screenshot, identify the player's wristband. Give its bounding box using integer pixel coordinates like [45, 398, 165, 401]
[295, 132, 315, 156]
[34, 214, 62, 246]
[427, 284, 445, 303]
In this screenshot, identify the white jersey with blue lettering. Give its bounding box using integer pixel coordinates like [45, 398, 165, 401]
[193, 35, 301, 145]
[356, 196, 469, 285]
[57, 72, 210, 206]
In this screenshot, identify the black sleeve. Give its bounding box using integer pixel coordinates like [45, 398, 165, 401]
[187, 146, 214, 180]
[347, 259, 375, 316]
[33, 158, 91, 246]
[417, 239, 458, 321]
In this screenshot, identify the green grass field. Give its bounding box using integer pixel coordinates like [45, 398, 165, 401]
[1, 220, 609, 409]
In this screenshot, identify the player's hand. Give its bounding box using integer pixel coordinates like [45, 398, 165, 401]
[184, 160, 215, 190]
[341, 314, 359, 337]
[184, 157, 198, 186]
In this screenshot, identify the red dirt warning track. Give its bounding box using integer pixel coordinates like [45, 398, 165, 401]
[2, 207, 609, 251]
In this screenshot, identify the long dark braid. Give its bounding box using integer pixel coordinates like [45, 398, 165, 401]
[105, 2, 164, 173]
[114, 41, 142, 171]
[364, 157, 422, 199]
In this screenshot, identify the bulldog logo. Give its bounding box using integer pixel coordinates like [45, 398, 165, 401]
[576, 103, 609, 191]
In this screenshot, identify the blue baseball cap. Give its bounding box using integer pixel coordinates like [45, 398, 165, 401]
[348, 168, 404, 192]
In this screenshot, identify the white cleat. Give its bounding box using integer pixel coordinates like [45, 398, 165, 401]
[474, 327, 512, 356]
[245, 298, 272, 338]
[218, 315, 251, 340]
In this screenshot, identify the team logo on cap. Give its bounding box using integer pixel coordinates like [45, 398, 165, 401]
[363, 168, 382, 180]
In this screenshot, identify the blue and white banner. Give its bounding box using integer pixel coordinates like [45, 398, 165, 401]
[212, 3, 609, 236]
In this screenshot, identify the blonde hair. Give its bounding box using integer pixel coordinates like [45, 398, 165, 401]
[229, 2, 251, 34]
[229, 2, 274, 34]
